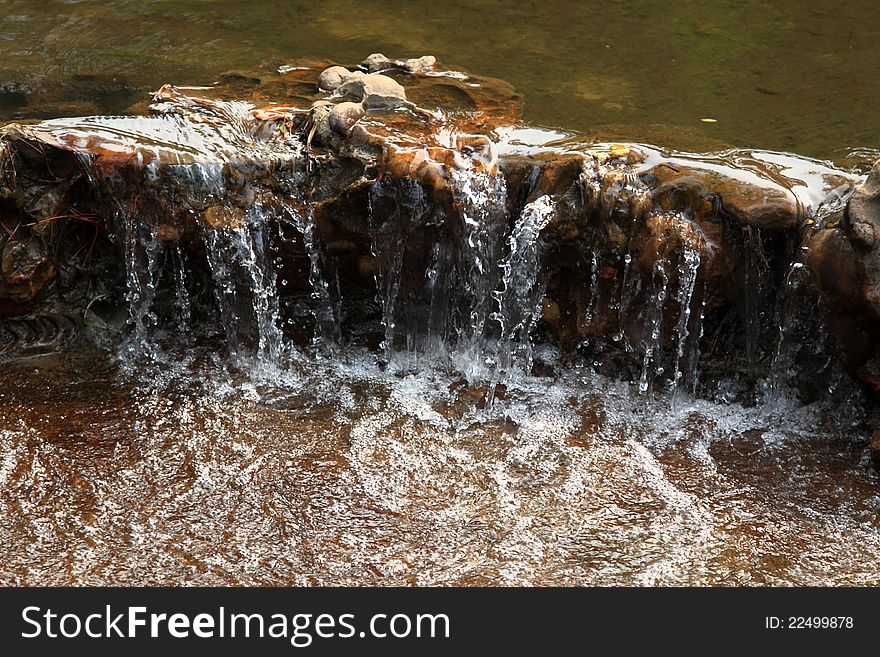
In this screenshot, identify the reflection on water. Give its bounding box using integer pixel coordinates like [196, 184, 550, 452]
[1, 0, 880, 160]
[0, 347, 876, 586]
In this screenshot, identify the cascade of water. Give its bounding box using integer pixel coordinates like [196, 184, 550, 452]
[758, 189, 866, 417]
[121, 212, 163, 362]
[615, 248, 645, 348]
[492, 195, 555, 378]
[367, 179, 426, 364]
[447, 169, 508, 382]
[583, 249, 601, 329]
[202, 204, 283, 363]
[172, 245, 192, 338]
[672, 247, 702, 395]
[422, 240, 451, 359]
[638, 259, 670, 394]
[366, 169, 508, 381]
[292, 207, 341, 348]
[762, 186, 855, 397]
[764, 259, 811, 399]
[742, 225, 771, 367]
[243, 205, 284, 362]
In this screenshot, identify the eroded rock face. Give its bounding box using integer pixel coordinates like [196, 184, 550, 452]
[0, 54, 877, 405]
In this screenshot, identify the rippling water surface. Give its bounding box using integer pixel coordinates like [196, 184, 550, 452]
[0, 343, 877, 586]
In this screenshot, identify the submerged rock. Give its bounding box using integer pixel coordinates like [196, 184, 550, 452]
[361, 53, 391, 73]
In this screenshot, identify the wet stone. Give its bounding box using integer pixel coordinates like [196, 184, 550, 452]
[339, 74, 408, 110]
[847, 161, 880, 248]
[328, 101, 366, 135]
[317, 66, 355, 91]
[2, 240, 46, 282]
[361, 53, 391, 73]
[403, 55, 436, 74]
[361, 53, 436, 75]
[872, 429, 880, 470]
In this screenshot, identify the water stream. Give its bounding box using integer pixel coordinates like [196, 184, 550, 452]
[2, 1, 880, 586]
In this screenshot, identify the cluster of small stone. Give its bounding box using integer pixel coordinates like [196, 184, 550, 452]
[311, 53, 435, 139]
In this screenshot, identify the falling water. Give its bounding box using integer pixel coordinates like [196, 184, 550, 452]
[672, 247, 702, 395]
[202, 204, 283, 364]
[764, 186, 859, 404]
[294, 207, 341, 348]
[492, 195, 555, 378]
[638, 259, 670, 394]
[366, 170, 508, 382]
[172, 245, 192, 337]
[367, 178, 426, 364]
[121, 212, 163, 363]
[583, 249, 601, 329]
[447, 169, 508, 382]
[742, 225, 772, 368]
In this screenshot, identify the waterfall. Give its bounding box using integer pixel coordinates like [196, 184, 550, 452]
[447, 169, 508, 383]
[492, 195, 555, 378]
[672, 247, 702, 396]
[638, 259, 670, 394]
[583, 249, 601, 329]
[365, 169, 508, 382]
[202, 204, 284, 364]
[742, 225, 772, 368]
[172, 245, 192, 338]
[294, 207, 341, 348]
[121, 212, 163, 363]
[367, 178, 427, 364]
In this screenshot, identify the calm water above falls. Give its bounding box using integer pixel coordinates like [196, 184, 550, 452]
[1, 1, 879, 586]
[1, 0, 879, 160]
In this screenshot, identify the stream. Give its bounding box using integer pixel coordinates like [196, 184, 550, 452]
[1, 0, 880, 587]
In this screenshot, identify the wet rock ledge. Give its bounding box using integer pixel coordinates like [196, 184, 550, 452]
[0, 54, 879, 405]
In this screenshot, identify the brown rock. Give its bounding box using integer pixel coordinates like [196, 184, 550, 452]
[0, 239, 54, 304]
[402, 55, 436, 74]
[202, 205, 245, 229]
[339, 74, 407, 110]
[803, 226, 867, 316]
[156, 224, 181, 241]
[361, 53, 436, 75]
[358, 254, 377, 278]
[317, 66, 354, 91]
[2, 240, 44, 283]
[541, 297, 560, 324]
[328, 102, 366, 135]
[361, 53, 391, 73]
[846, 160, 880, 249]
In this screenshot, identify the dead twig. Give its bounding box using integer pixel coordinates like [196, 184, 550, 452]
[25, 213, 98, 227]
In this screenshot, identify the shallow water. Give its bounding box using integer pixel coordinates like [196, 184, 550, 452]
[0, 345, 876, 586]
[2, 1, 880, 587]
[1, 0, 880, 160]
